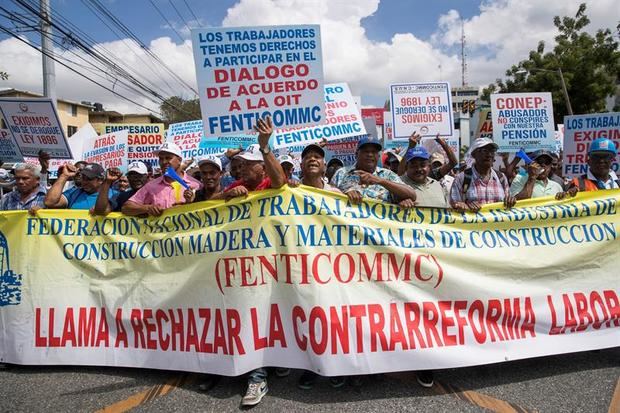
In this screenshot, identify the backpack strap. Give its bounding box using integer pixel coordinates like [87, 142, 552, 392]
[461, 168, 473, 198]
[578, 174, 588, 192]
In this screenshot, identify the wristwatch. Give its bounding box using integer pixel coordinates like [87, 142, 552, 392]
[259, 146, 271, 155]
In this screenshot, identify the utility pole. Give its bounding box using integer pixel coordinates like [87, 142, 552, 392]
[460, 19, 467, 87]
[40, 0, 57, 107]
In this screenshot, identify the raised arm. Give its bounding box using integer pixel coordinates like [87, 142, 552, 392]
[255, 116, 286, 188]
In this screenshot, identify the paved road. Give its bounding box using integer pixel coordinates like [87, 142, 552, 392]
[1, 347, 618, 412]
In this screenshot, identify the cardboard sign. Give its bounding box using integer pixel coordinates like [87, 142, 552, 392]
[0, 98, 72, 158]
[421, 130, 460, 163]
[104, 124, 165, 169]
[562, 113, 620, 177]
[491, 93, 555, 152]
[390, 82, 453, 139]
[81, 130, 129, 172]
[362, 117, 378, 139]
[0, 128, 24, 163]
[475, 108, 493, 139]
[167, 120, 255, 160]
[271, 83, 366, 149]
[192, 25, 324, 136]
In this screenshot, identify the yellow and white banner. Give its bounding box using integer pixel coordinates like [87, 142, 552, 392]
[0, 188, 618, 376]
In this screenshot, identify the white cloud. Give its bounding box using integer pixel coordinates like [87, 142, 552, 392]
[0, 0, 616, 113]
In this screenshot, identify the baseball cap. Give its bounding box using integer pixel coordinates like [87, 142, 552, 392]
[327, 157, 344, 167]
[589, 138, 617, 155]
[301, 143, 326, 159]
[278, 154, 295, 166]
[127, 161, 148, 175]
[156, 142, 183, 158]
[406, 147, 430, 162]
[430, 152, 446, 165]
[470, 138, 499, 153]
[80, 163, 105, 179]
[197, 155, 223, 171]
[357, 136, 382, 151]
[530, 150, 554, 161]
[234, 144, 264, 162]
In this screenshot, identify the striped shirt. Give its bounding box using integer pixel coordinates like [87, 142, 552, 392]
[450, 167, 509, 205]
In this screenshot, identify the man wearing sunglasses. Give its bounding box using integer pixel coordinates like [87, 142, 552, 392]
[566, 138, 619, 193]
[510, 150, 564, 200]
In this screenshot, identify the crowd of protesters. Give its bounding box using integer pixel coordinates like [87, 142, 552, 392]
[0, 116, 618, 406]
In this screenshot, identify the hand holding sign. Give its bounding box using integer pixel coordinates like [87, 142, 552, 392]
[105, 168, 122, 184]
[408, 132, 421, 149]
[60, 163, 78, 178]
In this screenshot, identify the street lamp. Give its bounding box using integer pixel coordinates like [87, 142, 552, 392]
[515, 67, 573, 115]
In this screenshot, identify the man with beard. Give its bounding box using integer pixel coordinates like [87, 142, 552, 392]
[331, 136, 416, 205]
[450, 138, 516, 212]
[510, 150, 564, 200]
[93, 161, 150, 215]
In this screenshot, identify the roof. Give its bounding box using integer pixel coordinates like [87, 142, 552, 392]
[0, 88, 93, 108]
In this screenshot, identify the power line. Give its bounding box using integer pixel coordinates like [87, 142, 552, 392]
[168, 0, 191, 30]
[182, 0, 199, 22]
[146, 0, 186, 44]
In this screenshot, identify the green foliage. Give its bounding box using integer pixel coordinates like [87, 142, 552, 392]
[159, 96, 201, 124]
[481, 3, 619, 121]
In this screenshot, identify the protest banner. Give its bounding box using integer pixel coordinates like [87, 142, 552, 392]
[0, 128, 24, 163]
[491, 93, 555, 152]
[0, 98, 71, 158]
[167, 120, 256, 160]
[562, 113, 620, 177]
[271, 83, 365, 149]
[390, 82, 453, 139]
[361, 108, 384, 126]
[382, 111, 402, 152]
[191, 25, 324, 136]
[1, 188, 618, 375]
[475, 108, 493, 139]
[104, 124, 165, 169]
[81, 130, 129, 172]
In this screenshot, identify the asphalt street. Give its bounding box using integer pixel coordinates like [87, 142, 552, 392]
[0, 347, 618, 412]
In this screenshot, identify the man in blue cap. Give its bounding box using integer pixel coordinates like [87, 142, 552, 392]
[567, 137, 619, 192]
[331, 136, 416, 205]
[510, 150, 564, 199]
[400, 146, 449, 208]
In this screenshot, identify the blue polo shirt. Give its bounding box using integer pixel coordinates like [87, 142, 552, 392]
[62, 187, 119, 210]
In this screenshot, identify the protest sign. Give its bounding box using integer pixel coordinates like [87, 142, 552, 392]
[1, 189, 618, 375]
[270, 83, 365, 149]
[491, 93, 555, 152]
[555, 124, 564, 154]
[23, 123, 98, 179]
[475, 108, 493, 139]
[0, 98, 71, 158]
[0, 128, 23, 163]
[192, 25, 324, 136]
[362, 116, 378, 139]
[104, 124, 165, 169]
[562, 112, 620, 177]
[390, 82, 453, 139]
[361, 108, 384, 126]
[81, 130, 129, 172]
[167, 120, 256, 160]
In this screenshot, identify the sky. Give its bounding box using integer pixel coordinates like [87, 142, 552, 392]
[0, 0, 617, 115]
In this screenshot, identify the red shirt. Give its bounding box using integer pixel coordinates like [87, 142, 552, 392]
[225, 177, 272, 192]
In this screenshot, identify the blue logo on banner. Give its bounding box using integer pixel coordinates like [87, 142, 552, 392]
[0, 231, 22, 306]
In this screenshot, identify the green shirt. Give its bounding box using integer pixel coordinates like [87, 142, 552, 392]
[400, 175, 449, 208]
[509, 174, 563, 198]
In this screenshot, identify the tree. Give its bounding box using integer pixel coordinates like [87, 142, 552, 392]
[159, 96, 201, 124]
[481, 4, 619, 121]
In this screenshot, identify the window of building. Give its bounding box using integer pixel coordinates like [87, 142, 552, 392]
[69, 104, 77, 117]
[67, 125, 78, 137]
